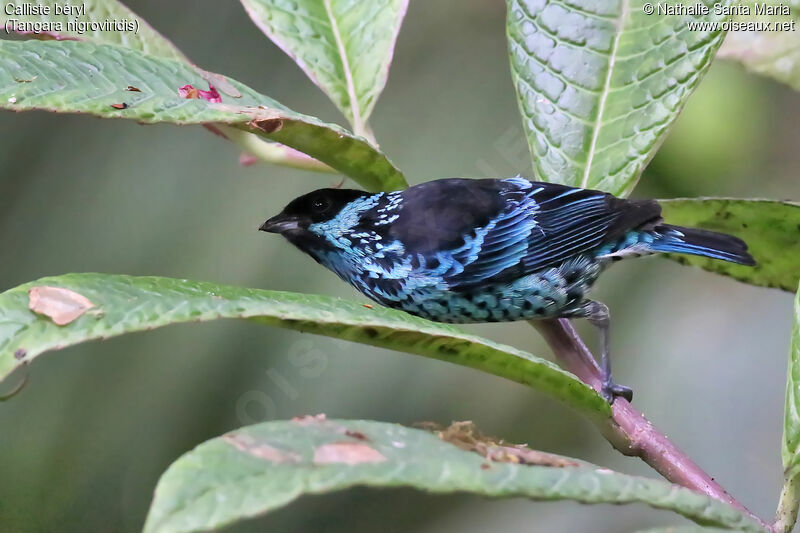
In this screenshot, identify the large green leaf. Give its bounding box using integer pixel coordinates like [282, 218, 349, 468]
[143, 419, 764, 533]
[0, 273, 610, 420]
[0, 0, 338, 174]
[718, 0, 800, 91]
[0, 39, 406, 191]
[0, 0, 185, 60]
[506, 0, 729, 196]
[776, 284, 800, 532]
[241, 0, 408, 135]
[659, 198, 800, 292]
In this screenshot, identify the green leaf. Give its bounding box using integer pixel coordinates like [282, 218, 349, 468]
[506, 0, 729, 196]
[143, 419, 764, 533]
[659, 198, 800, 292]
[1, 0, 340, 174]
[0, 273, 610, 420]
[718, 0, 800, 91]
[240, 0, 408, 135]
[0, 39, 407, 192]
[776, 283, 800, 532]
[0, 0, 185, 60]
[1, 0, 341, 174]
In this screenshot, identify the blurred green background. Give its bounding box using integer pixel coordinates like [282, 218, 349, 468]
[1, 1, 799, 531]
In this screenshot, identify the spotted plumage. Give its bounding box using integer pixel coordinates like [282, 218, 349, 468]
[261, 177, 755, 402]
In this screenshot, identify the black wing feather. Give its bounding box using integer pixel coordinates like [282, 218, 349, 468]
[386, 179, 510, 254]
[446, 180, 662, 287]
[379, 178, 662, 288]
[519, 184, 661, 272]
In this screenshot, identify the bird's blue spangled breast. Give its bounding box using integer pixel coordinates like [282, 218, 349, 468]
[380, 177, 661, 289]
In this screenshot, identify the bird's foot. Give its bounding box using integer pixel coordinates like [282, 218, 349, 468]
[601, 381, 633, 404]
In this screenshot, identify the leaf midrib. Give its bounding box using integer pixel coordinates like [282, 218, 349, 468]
[323, 0, 363, 135]
[580, 0, 629, 189]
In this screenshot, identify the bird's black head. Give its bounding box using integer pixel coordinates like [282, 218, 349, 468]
[259, 188, 371, 251]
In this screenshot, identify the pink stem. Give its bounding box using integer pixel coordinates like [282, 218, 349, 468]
[531, 318, 769, 529]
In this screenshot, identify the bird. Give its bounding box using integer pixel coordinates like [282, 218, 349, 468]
[260, 177, 755, 403]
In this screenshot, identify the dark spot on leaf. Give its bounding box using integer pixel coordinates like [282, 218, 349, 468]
[13, 76, 36, 83]
[481, 463, 491, 470]
[110, 103, 128, 110]
[437, 344, 459, 355]
[13, 349, 26, 360]
[250, 118, 284, 134]
[362, 327, 378, 339]
[125, 85, 141, 92]
[345, 430, 369, 441]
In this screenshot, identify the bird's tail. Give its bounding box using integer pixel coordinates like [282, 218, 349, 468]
[649, 224, 756, 266]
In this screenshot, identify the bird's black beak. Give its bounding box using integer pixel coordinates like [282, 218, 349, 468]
[259, 214, 300, 234]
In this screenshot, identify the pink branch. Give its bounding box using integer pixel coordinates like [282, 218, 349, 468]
[531, 318, 769, 529]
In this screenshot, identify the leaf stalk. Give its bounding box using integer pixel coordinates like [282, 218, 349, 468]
[531, 318, 771, 531]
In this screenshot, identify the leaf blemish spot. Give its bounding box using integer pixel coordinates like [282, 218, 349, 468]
[250, 118, 284, 134]
[178, 84, 222, 103]
[313, 442, 386, 465]
[292, 413, 327, 425]
[110, 103, 128, 110]
[125, 85, 141, 92]
[345, 430, 369, 441]
[13, 348, 26, 360]
[28, 286, 95, 326]
[223, 433, 301, 463]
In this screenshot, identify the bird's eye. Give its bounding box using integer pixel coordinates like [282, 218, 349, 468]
[311, 196, 331, 213]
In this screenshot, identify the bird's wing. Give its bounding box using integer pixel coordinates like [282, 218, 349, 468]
[382, 178, 511, 255]
[423, 178, 661, 288]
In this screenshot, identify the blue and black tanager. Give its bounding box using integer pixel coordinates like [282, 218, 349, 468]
[260, 177, 755, 403]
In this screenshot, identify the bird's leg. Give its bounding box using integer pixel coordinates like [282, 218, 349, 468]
[584, 301, 633, 404]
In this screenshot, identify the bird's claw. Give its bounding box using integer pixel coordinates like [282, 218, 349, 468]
[601, 381, 633, 404]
